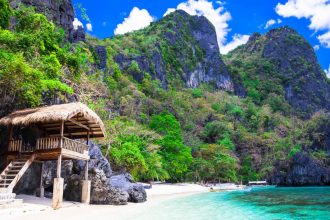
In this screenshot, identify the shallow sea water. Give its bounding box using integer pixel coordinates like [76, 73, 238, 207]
[137, 187, 330, 220]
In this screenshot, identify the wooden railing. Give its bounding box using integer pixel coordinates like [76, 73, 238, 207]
[36, 137, 61, 150]
[62, 137, 88, 154]
[8, 140, 22, 152]
[8, 137, 89, 155]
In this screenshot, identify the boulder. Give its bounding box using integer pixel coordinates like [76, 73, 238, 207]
[90, 169, 129, 205]
[109, 173, 147, 203]
[63, 174, 82, 202]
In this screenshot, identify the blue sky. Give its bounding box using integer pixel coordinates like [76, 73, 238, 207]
[72, 0, 330, 73]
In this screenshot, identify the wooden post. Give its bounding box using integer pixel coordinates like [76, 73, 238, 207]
[40, 162, 44, 198]
[81, 180, 91, 204]
[56, 120, 64, 178]
[53, 121, 64, 210]
[7, 125, 13, 153]
[52, 177, 64, 209]
[86, 130, 90, 145]
[84, 160, 88, 180]
[60, 120, 64, 148]
[82, 130, 91, 204]
[56, 154, 62, 178]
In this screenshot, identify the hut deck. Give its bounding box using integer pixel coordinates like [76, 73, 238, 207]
[6, 148, 89, 161]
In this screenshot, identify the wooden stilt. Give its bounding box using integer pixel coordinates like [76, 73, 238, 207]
[7, 125, 13, 155]
[60, 120, 64, 148]
[57, 120, 64, 178]
[52, 178, 64, 209]
[86, 130, 90, 145]
[81, 180, 91, 204]
[84, 160, 89, 180]
[56, 154, 62, 178]
[40, 162, 44, 198]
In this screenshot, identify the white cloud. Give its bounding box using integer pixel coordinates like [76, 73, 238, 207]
[220, 34, 250, 54]
[164, 0, 231, 48]
[313, 45, 320, 51]
[318, 31, 330, 48]
[325, 65, 330, 78]
[265, 18, 283, 29]
[114, 7, 154, 35]
[276, 0, 330, 47]
[73, 18, 83, 30]
[265, 19, 276, 29]
[86, 23, 93, 32]
[164, 8, 176, 16]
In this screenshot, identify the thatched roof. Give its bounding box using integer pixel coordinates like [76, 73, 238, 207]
[0, 103, 106, 138]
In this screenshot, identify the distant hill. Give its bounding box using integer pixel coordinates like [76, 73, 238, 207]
[225, 27, 330, 118]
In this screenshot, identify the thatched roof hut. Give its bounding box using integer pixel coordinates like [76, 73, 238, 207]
[0, 103, 106, 139]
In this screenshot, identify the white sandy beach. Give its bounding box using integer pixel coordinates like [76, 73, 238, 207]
[1, 183, 209, 220]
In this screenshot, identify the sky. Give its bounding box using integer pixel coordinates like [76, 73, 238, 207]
[72, 0, 330, 75]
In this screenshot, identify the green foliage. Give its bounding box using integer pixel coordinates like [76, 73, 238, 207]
[203, 121, 231, 143]
[150, 112, 192, 181]
[191, 88, 203, 98]
[128, 60, 141, 75]
[218, 133, 235, 150]
[311, 150, 329, 166]
[0, 4, 87, 108]
[191, 143, 238, 182]
[238, 156, 259, 183]
[0, 0, 12, 29]
[110, 135, 147, 178]
[288, 144, 302, 158]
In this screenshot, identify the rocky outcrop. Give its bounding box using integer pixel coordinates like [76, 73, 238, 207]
[9, 0, 77, 42]
[93, 46, 107, 71]
[229, 27, 330, 117]
[64, 169, 129, 205]
[72, 26, 86, 43]
[263, 27, 330, 117]
[113, 10, 234, 91]
[13, 142, 147, 204]
[269, 153, 330, 186]
[89, 169, 129, 205]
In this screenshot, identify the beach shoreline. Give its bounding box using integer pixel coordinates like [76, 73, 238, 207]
[1, 183, 209, 220]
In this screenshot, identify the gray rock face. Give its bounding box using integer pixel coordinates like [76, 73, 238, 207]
[10, 0, 75, 42]
[89, 169, 129, 205]
[93, 46, 107, 71]
[186, 12, 233, 91]
[110, 173, 147, 203]
[63, 174, 82, 201]
[245, 27, 330, 117]
[113, 10, 234, 91]
[73, 141, 112, 178]
[269, 153, 330, 186]
[14, 163, 42, 194]
[72, 26, 86, 43]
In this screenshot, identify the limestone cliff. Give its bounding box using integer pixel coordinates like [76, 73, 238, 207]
[225, 27, 330, 117]
[107, 10, 234, 91]
[9, 0, 80, 42]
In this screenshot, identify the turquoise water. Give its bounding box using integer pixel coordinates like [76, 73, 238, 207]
[138, 187, 330, 220]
